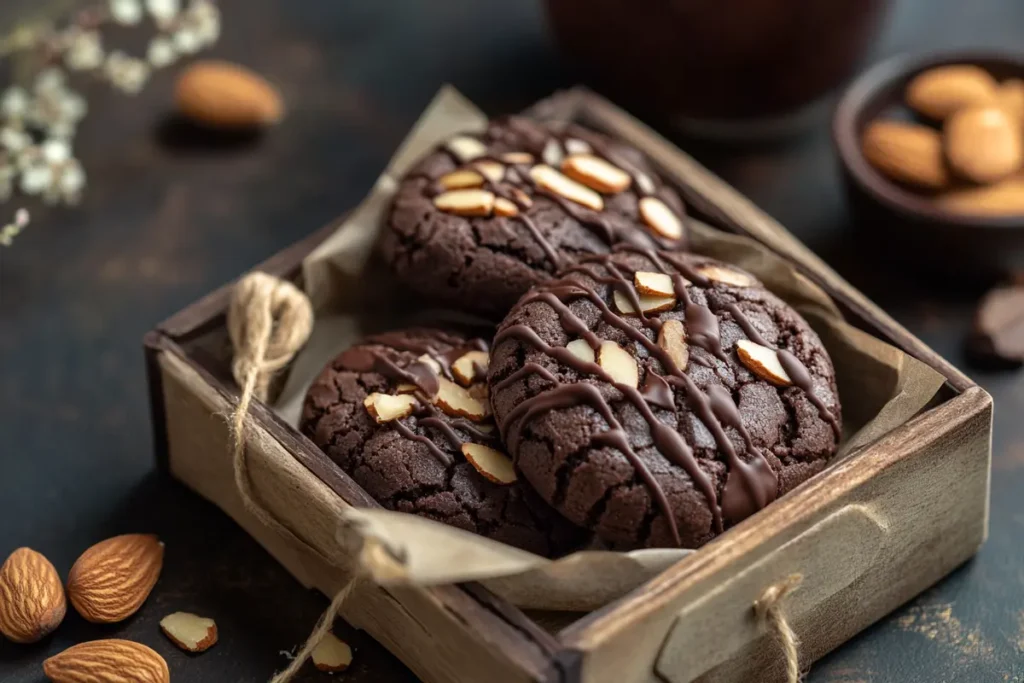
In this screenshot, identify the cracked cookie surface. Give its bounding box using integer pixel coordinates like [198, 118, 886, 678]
[488, 248, 841, 549]
[301, 327, 585, 557]
[380, 116, 687, 319]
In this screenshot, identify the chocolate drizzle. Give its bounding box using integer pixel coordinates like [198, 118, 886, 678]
[493, 248, 841, 546]
[340, 334, 501, 467]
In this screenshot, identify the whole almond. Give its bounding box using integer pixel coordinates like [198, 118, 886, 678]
[997, 78, 1024, 123]
[0, 548, 66, 643]
[944, 106, 1023, 184]
[905, 64, 998, 121]
[67, 534, 163, 624]
[44, 639, 169, 683]
[937, 174, 1024, 216]
[861, 120, 950, 190]
[176, 61, 283, 129]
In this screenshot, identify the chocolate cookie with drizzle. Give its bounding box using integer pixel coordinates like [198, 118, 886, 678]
[300, 327, 586, 557]
[488, 249, 842, 549]
[380, 116, 688, 319]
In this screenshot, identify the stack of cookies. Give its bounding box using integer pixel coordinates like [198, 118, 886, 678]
[301, 117, 842, 555]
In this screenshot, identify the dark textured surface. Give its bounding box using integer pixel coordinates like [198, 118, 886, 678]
[489, 251, 839, 548]
[381, 116, 686, 319]
[1, 0, 1024, 682]
[301, 328, 584, 557]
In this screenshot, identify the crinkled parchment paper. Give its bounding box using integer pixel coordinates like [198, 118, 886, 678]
[271, 87, 947, 611]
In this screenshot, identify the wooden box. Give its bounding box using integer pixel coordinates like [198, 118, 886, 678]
[144, 90, 993, 683]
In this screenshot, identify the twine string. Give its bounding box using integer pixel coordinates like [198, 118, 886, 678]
[226, 272, 352, 683]
[753, 573, 804, 683]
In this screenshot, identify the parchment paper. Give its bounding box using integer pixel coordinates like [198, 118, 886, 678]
[272, 87, 947, 612]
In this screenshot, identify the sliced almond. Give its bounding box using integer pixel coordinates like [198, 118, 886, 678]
[736, 339, 793, 387]
[446, 135, 487, 162]
[634, 271, 675, 297]
[364, 393, 418, 423]
[697, 264, 756, 288]
[501, 152, 534, 164]
[658, 319, 689, 372]
[529, 165, 604, 211]
[312, 631, 353, 673]
[434, 377, 488, 421]
[510, 187, 533, 208]
[561, 154, 632, 194]
[461, 443, 517, 484]
[598, 341, 639, 389]
[417, 354, 443, 374]
[634, 171, 655, 196]
[439, 169, 485, 191]
[639, 196, 683, 240]
[566, 338, 596, 364]
[564, 138, 592, 155]
[452, 351, 490, 386]
[494, 197, 520, 217]
[474, 160, 505, 184]
[613, 288, 675, 315]
[433, 189, 495, 217]
[542, 139, 563, 166]
[160, 612, 218, 653]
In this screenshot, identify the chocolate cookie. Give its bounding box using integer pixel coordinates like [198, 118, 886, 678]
[380, 116, 687, 318]
[301, 328, 583, 557]
[488, 247, 842, 549]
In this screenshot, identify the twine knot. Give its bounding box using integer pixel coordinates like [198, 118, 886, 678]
[754, 573, 804, 683]
[228, 271, 314, 402]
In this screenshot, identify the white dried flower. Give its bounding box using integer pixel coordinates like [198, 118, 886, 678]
[57, 159, 85, 204]
[42, 139, 71, 164]
[172, 28, 201, 55]
[187, 0, 221, 47]
[147, 36, 177, 67]
[59, 92, 88, 124]
[110, 0, 144, 25]
[146, 0, 181, 28]
[1, 88, 30, 120]
[0, 127, 31, 154]
[65, 30, 105, 71]
[20, 162, 53, 196]
[34, 68, 66, 94]
[104, 51, 151, 95]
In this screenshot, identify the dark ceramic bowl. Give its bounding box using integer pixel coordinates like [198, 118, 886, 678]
[833, 51, 1024, 279]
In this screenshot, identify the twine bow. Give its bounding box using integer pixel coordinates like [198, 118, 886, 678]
[754, 574, 804, 683]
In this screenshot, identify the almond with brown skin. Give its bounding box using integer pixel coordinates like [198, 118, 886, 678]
[905, 64, 998, 121]
[43, 639, 169, 683]
[0, 548, 66, 643]
[944, 106, 1023, 184]
[937, 174, 1024, 216]
[67, 534, 164, 624]
[176, 61, 283, 129]
[997, 78, 1024, 122]
[861, 120, 951, 191]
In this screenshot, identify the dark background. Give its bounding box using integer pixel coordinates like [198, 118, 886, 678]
[2, 1, 1023, 681]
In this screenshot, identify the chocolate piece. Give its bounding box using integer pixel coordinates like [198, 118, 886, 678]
[380, 116, 688, 318]
[969, 284, 1024, 366]
[301, 328, 585, 557]
[488, 248, 842, 549]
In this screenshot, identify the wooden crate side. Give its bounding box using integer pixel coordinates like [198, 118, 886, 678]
[560, 387, 991, 683]
[157, 347, 556, 683]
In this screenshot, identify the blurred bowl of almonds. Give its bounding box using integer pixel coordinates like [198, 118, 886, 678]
[834, 51, 1024, 278]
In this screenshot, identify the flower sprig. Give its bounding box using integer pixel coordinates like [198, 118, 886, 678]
[0, 0, 220, 245]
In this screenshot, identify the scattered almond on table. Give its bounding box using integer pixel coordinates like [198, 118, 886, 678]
[861, 63, 1024, 216]
[67, 534, 164, 624]
[311, 631, 354, 673]
[176, 60, 283, 129]
[43, 638, 170, 683]
[160, 611, 218, 653]
[0, 547, 67, 643]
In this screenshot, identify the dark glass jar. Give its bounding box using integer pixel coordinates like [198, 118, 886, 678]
[546, 0, 892, 123]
